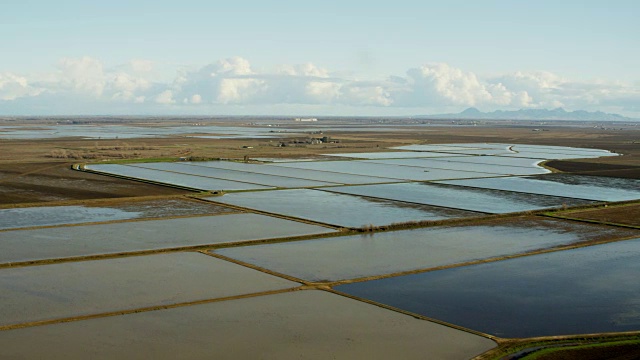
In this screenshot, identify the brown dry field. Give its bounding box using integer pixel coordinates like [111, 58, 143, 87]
[561, 204, 640, 227]
[1, 119, 638, 206]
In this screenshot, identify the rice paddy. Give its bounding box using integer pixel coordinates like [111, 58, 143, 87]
[2, 142, 638, 359]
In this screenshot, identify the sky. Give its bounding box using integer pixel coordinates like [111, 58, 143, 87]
[1, 0, 639, 117]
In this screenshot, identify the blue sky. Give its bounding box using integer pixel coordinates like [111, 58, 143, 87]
[1, 0, 639, 116]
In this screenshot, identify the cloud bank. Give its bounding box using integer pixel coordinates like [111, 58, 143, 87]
[1, 56, 639, 117]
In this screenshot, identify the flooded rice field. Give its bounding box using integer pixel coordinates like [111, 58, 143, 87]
[392, 144, 486, 152]
[86, 164, 272, 191]
[0, 290, 496, 360]
[391, 143, 618, 160]
[323, 151, 469, 159]
[1, 141, 633, 357]
[214, 217, 637, 281]
[273, 160, 503, 180]
[0, 198, 235, 230]
[0, 213, 334, 264]
[430, 148, 519, 156]
[0, 124, 301, 140]
[85, 144, 618, 191]
[441, 174, 640, 202]
[336, 238, 640, 338]
[0, 205, 139, 230]
[207, 189, 480, 228]
[188, 161, 397, 184]
[325, 183, 595, 213]
[364, 158, 548, 175]
[427, 155, 548, 169]
[137, 162, 333, 188]
[510, 144, 618, 156]
[0, 252, 297, 326]
[502, 151, 617, 160]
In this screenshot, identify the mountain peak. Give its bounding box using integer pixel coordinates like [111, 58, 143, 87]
[420, 108, 632, 121]
[461, 107, 482, 115]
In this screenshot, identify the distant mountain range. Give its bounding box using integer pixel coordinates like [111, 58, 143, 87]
[421, 107, 634, 121]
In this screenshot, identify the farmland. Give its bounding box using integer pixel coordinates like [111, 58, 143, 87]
[0, 116, 639, 359]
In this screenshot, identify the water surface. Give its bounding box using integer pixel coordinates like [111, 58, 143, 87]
[216, 218, 635, 281]
[324, 151, 468, 159]
[326, 183, 594, 213]
[441, 174, 640, 201]
[0, 199, 233, 230]
[0, 291, 495, 360]
[0, 252, 297, 326]
[86, 164, 271, 191]
[190, 161, 396, 184]
[0, 206, 139, 230]
[137, 162, 332, 188]
[275, 160, 501, 181]
[337, 238, 640, 337]
[365, 158, 547, 175]
[209, 189, 480, 228]
[0, 213, 334, 264]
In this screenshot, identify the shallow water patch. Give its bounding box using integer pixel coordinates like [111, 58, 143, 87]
[0, 213, 335, 264]
[0, 252, 297, 326]
[0, 290, 496, 359]
[208, 189, 480, 228]
[215, 217, 636, 281]
[325, 183, 594, 213]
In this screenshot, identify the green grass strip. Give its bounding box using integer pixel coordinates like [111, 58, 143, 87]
[520, 339, 640, 360]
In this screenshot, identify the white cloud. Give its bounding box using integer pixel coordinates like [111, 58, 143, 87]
[56, 56, 106, 96]
[190, 94, 202, 104]
[213, 57, 254, 76]
[0, 73, 42, 100]
[1, 56, 638, 117]
[129, 59, 154, 73]
[404, 63, 492, 106]
[155, 90, 175, 104]
[109, 73, 151, 101]
[340, 83, 392, 106]
[305, 81, 340, 103]
[277, 63, 329, 78]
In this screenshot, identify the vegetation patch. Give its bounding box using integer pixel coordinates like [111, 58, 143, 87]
[520, 339, 640, 360]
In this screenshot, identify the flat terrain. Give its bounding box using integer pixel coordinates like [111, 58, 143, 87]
[1, 117, 639, 359]
[560, 203, 640, 227]
[0, 162, 189, 204]
[528, 342, 640, 360]
[0, 119, 638, 207]
[4, 118, 636, 206]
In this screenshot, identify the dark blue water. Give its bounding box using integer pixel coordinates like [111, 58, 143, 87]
[337, 238, 640, 338]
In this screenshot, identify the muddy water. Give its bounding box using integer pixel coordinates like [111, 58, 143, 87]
[0, 213, 335, 264]
[0, 199, 234, 230]
[337, 238, 640, 338]
[0, 206, 140, 230]
[0, 290, 495, 359]
[209, 189, 480, 228]
[0, 252, 297, 326]
[215, 218, 636, 281]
